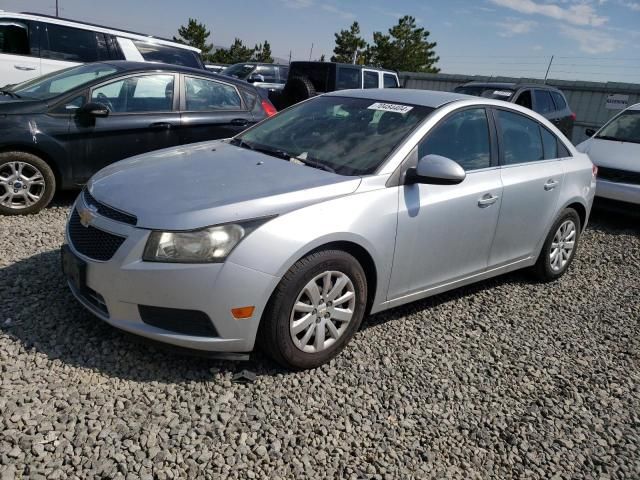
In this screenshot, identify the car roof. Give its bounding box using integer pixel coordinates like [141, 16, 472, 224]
[97, 61, 252, 88]
[227, 62, 289, 67]
[2, 11, 199, 52]
[325, 88, 473, 108]
[460, 81, 561, 92]
[627, 103, 640, 111]
[290, 61, 397, 74]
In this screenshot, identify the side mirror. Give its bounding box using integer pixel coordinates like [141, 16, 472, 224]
[247, 74, 265, 83]
[585, 128, 596, 137]
[77, 102, 110, 118]
[406, 154, 466, 185]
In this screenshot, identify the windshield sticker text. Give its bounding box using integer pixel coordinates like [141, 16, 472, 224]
[368, 102, 413, 114]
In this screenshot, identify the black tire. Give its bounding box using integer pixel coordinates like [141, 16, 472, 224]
[283, 76, 316, 105]
[260, 249, 367, 370]
[0, 151, 56, 215]
[533, 208, 581, 281]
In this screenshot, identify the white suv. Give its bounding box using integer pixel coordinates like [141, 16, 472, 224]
[0, 11, 203, 86]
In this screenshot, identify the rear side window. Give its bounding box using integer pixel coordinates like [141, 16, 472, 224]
[383, 73, 398, 88]
[419, 108, 491, 171]
[534, 90, 555, 114]
[363, 71, 378, 89]
[540, 127, 558, 159]
[496, 109, 544, 165]
[550, 91, 567, 110]
[0, 19, 31, 55]
[42, 23, 99, 62]
[277, 66, 289, 83]
[184, 76, 242, 111]
[336, 67, 360, 90]
[133, 41, 202, 69]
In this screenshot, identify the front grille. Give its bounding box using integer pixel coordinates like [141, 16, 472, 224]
[598, 167, 640, 186]
[83, 189, 137, 226]
[139, 305, 219, 337]
[68, 210, 126, 261]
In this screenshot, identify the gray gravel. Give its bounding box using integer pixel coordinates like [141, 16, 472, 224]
[1, 194, 639, 479]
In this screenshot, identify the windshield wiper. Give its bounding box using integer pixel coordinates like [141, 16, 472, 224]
[231, 138, 337, 173]
[595, 135, 623, 141]
[0, 89, 20, 99]
[292, 156, 336, 173]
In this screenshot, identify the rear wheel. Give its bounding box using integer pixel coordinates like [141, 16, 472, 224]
[533, 208, 581, 281]
[0, 152, 56, 215]
[260, 249, 367, 370]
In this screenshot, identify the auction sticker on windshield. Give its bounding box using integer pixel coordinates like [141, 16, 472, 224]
[368, 102, 414, 114]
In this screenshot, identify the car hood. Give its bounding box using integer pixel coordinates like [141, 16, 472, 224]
[88, 141, 362, 230]
[577, 138, 640, 173]
[0, 96, 48, 114]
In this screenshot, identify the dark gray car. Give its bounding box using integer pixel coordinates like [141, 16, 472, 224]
[454, 82, 575, 139]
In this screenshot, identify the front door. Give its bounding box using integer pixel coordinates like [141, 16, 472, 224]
[68, 73, 180, 182]
[489, 108, 565, 266]
[388, 107, 503, 298]
[179, 74, 255, 144]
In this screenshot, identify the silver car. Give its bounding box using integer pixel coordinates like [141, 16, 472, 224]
[62, 89, 596, 369]
[577, 103, 640, 205]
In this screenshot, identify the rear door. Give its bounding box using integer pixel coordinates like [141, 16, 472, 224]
[489, 108, 565, 267]
[179, 74, 254, 143]
[67, 72, 181, 182]
[0, 17, 41, 85]
[550, 90, 573, 138]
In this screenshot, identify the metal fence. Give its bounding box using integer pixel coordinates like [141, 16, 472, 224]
[399, 72, 640, 144]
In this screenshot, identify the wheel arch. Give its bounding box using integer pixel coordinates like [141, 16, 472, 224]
[0, 144, 66, 190]
[565, 201, 587, 232]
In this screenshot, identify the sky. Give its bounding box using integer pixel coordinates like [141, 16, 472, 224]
[2, 0, 639, 83]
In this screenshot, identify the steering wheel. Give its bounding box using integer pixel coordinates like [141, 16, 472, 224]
[96, 92, 115, 112]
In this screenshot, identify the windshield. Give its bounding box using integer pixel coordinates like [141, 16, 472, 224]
[596, 110, 640, 144]
[235, 96, 434, 175]
[9, 64, 118, 100]
[455, 86, 515, 101]
[222, 64, 256, 79]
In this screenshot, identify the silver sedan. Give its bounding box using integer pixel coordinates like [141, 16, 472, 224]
[62, 89, 596, 369]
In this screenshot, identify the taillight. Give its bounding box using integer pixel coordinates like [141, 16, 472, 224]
[592, 164, 598, 177]
[261, 99, 277, 117]
[570, 112, 576, 121]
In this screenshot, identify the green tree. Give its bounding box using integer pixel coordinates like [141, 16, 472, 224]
[253, 40, 274, 63]
[331, 21, 367, 63]
[211, 38, 255, 64]
[173, 18, 213, 60]
[369, 16, 439, 73]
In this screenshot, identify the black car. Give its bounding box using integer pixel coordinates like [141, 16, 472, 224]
[453, 82, 575, 139]
[0, 61, 276, 214]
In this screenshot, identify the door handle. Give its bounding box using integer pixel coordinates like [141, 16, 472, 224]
[14, 65, 36, 71]
[544, 179, 559, 190]
[149, 122, 172, 130]
[478, 194, 499, 207]
[230, 118, 249, 127]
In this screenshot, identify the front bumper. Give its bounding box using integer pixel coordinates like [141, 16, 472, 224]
[596, 178, 640, 205]
[64, 198, 280, 353]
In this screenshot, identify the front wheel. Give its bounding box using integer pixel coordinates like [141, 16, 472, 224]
[533, 208, 581, 281]
[260, 250, 368, 370]
[0, 152, 56, 215]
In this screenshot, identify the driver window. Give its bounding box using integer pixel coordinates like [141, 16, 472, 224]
[515, 90, 532, 109]
[91, 74, 174, 113]
[419, 108, 492, 171]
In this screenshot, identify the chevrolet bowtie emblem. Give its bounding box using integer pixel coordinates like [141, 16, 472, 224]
[78, 205, 98, 228]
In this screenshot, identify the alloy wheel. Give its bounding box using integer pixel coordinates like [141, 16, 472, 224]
[290, 270, 356, 353]
[0, 161, 46, 210]
[549, 219, 576, 272]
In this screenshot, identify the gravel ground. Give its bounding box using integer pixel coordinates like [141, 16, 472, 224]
[1, 194, 639, 480]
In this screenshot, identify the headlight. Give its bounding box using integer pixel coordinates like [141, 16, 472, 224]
[143, 219, 270, 263]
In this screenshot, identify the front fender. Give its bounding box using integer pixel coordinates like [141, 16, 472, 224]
[228, 184, 400, 309]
